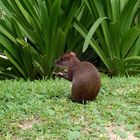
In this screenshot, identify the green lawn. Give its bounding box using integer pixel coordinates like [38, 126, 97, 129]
[0, 75, 140, 140]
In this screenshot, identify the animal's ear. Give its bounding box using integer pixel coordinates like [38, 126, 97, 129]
[64, 52, 76, 60]
[70, 52, 76, 56]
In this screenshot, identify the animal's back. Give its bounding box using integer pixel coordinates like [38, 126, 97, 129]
[71, 61, 101, 102]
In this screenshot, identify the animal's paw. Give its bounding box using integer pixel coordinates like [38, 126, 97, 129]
[53, 72, 64, 76]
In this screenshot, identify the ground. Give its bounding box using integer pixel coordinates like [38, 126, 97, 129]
[0, 75, 140, 139]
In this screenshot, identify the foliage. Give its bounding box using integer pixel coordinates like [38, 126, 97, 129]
[0, 76, 139, 139]
[0, 0, 81, 80]
[74, 0, 140, 75]
[1, 0, 140, 78]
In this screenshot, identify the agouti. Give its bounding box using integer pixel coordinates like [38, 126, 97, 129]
[54, 52, 101, 103]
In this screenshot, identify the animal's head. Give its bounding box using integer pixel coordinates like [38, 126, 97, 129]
[55, 52, 76, 68]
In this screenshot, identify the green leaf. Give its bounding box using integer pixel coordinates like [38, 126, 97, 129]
[109, 22, 120, 57]
[4, 50, 27, 79]
[110, 0, 120, 21]
[55, 28, 66, 58]
[0, 34, 22, 65]
[121, 27, 140, 58]
[83, 17, 107, 52]
[14, 0, 31, 24]
[0, 25, 17, 44]
[22, 0, 41, 30]
[49, 0, 61, 67]
[123, 56, 140, 63]
[120, 0, 139, 35]
[73, 18, 111, 70]
[1, 0, 14, 14]
[62, 0, 80, 34]
[11, 18, 23, 38]
[0, 34, 17, 55]
[93, 0, 113, 59]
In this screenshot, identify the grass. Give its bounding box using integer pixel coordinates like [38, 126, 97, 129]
[0, 75, 140, 140]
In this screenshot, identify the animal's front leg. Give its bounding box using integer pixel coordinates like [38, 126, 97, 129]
[53, 72, 70, 81]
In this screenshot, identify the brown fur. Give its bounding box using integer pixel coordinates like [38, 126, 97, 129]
[54, 52, 101, 103]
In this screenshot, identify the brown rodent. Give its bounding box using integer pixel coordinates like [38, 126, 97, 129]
[54, 52, 101, 103]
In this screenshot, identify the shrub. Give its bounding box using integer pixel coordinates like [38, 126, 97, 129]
[74, 0, 140, 75]
[0, 0, 81, 79]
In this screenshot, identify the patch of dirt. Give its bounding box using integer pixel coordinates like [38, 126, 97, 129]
[106, 125, 138, 140]
[18, 117, 42, 130]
